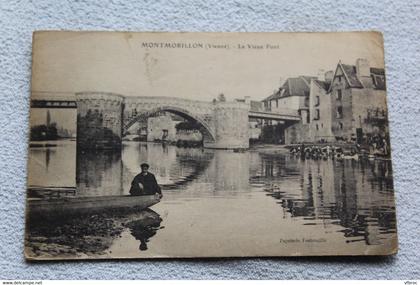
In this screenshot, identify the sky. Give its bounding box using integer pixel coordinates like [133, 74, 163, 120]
[31, 31, 385, 103]
[30, 109, 76, 131]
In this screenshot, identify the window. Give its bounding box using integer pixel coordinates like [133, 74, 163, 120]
[336, 89, 342, 101]
[336, 106, 343, 119]
[372, 74, 376, 85]
[314, 109, 320, 120]
[315, 96, 320, 106]
[338, 76, 342, 83]
[316, 124, 319, 131]
[339, 122, 343, 130]
[276, 99, 278, 108]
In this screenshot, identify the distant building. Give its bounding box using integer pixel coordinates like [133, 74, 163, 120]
[262, 76, 316, 122]
[261, 58, 387, 144]
[147, 113, 179, 142]
[147, 113, 204, 143]
[262, 76, 316, 143]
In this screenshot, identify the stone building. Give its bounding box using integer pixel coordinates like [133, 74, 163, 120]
[262, 76, 316, 122]
[147, 113, 179, 142]
[308, 70, 334, 142]
[261, 58, 387, 144]
[262, 76, 316, 144]
[327, 59, 387, 142]
[147, 113, 205, 144]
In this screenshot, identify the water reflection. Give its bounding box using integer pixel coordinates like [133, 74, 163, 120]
[125, 209, 163, 251]
[27, 141, 397, 257]
[251, 153, 396, 246]
[76, 149, 123, 196]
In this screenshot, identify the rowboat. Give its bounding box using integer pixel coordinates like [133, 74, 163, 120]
[27, 194, 160, 218]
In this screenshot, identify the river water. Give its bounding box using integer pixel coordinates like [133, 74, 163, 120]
[27, 140, 397, 258]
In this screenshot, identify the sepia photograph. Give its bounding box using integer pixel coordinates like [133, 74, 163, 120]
[25, 31, 397, 259]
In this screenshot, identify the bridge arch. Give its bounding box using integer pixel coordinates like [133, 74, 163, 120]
[123, 106, 216, 144]
[76, 92, 252, 149]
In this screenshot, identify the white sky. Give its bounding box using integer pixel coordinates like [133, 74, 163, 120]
[31, 31, 385, 102]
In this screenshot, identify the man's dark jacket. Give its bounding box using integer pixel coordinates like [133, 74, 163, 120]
[130, 172, 162, 196]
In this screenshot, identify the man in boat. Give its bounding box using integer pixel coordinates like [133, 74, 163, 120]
[130, 163, 163, 198]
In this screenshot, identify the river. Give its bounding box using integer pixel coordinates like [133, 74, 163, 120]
[26, 140, 397, 258]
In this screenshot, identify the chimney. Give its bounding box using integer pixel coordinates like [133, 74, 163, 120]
[324, 70, 334, 83]
[317, 69, 325, 81]
[356, 58, 370, 78]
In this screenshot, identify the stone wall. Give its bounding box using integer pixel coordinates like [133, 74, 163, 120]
[207, 102, 249, 149]
[76, 92, 124, 149]
[249, 120, 261, 140]
[308, 81, 335, 142]
[351, 89, 388, 135]
[329, 68, 353, 140]
[285, 122, 310, 144]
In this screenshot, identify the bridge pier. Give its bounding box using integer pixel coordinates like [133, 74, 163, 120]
[76, 92, 124, 150]
[204, 102, 249, 149]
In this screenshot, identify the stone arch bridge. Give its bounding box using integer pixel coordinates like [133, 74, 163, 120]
[40, 92, 300, 150]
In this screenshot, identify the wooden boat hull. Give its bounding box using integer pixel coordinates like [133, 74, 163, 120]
[27, 195, 160, 218]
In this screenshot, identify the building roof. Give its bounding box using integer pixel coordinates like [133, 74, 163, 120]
[262, 76, 315, 102]
[370, 67, 385, 76]
[262, 91, 282, 102]
[340, 64, 364, 88]
[313, 80, 331, 91]
[284, 76, 316, 97]
[332, 63, 386, 91]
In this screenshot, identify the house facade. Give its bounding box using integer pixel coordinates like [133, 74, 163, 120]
[261, 58, 387, 144]
[308, 71, 334, 142]
[262, 76, 316, 144]
[328, 59, 387, 142]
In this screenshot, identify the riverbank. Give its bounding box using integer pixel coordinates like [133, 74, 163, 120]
[250, 143, 290, 154]
[25, 208, 162, 259]
[250, 142, 391, 160]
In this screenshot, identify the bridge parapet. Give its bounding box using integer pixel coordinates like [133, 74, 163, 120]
[123, 96, 215, 115]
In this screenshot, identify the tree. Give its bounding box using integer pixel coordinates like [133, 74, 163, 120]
[175, 120, 201, 131]
[30, 124, 58, 141]
[217, 93, 226, 102]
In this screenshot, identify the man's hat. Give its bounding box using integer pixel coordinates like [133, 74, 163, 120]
[140, 163, 150, 168]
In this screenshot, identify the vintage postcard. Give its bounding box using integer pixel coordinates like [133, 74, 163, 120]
[25, 31, 397, 259]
